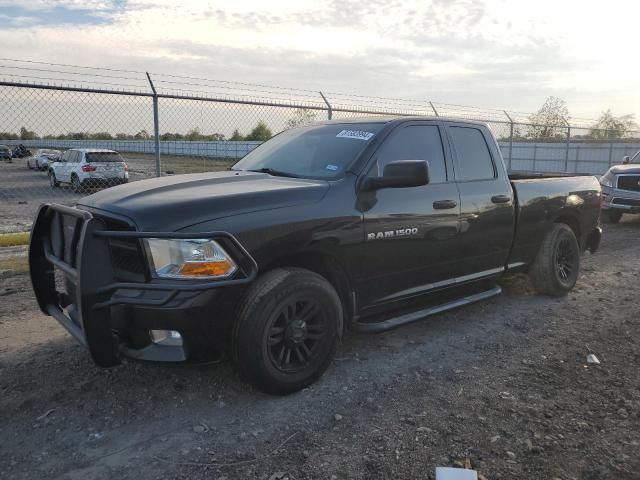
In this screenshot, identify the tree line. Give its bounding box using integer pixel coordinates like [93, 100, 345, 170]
[0, 121, 274, 142]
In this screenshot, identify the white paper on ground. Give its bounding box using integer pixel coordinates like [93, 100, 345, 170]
[435, 467, 478, 480]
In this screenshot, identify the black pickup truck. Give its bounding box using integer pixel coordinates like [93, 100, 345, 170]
[30, 117, 602, 394]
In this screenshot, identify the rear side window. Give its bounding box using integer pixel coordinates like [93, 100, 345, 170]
[449, 127, 495, 181]
[374, 125, 447, 183]
[86, 152, 124, 163]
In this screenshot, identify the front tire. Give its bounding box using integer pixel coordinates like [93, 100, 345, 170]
[49, 170, 59, 188]
[529, 223, 580, 296]
[232, 268, 341, 395]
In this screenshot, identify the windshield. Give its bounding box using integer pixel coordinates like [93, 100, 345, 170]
[232, 123, 384, 179]
[39, 149, 59, 156]
[86, 152, 124, 163]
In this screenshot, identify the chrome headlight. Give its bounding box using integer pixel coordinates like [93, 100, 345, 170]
[144, 238, 237, 279]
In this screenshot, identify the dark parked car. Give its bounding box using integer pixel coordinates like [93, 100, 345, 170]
[29, 117, 602, 394]
[599, 150, 640, 222]
[0, 144, 12, 162]
[12, 144, 31, 159]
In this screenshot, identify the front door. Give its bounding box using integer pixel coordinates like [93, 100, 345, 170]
[356, 122, 461, 309]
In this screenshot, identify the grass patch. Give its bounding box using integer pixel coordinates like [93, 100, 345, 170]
[0, 232, 30, 247]
[0, 255, 29, 273]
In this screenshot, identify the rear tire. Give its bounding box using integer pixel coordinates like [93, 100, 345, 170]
[529, 223, 580, 296]
[605, 210, 623, 224]
[71, 174, 81, 193]
[48, 170, 59, 188]
[232, 268, 341, 395]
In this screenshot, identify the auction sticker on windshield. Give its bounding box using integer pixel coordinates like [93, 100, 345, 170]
[336, 130, 375, 141]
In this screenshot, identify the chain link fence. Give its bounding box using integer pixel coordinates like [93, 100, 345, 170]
[1, 64, 640, 233]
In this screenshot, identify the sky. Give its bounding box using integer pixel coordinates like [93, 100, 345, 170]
[0, 0, 639, 125]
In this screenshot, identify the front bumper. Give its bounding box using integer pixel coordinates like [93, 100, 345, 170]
[601, 185, 640, 213]
[29, 203, 257, 367]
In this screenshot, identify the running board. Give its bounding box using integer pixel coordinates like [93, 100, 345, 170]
[351, 285, 502, 333]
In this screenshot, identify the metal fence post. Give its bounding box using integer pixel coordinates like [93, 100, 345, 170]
[146, 72, 161, 177]
[564, 126, 571, 173]
[533, 144, 537, 172]
[319, 91, 332, 120]
[608, 132, 614, 166]
[429, 101, 439, 117]
[504, 111, 514, 170]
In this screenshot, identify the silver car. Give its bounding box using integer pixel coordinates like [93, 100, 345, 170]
[27, 149, 61, 171]
[600, 150, 640, 223]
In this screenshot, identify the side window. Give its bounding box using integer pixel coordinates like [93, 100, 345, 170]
[70, 151, 80, 163]
[60, 151, 69, 162]
[449, 127, 496, 181]
[374, 125, 447, 183]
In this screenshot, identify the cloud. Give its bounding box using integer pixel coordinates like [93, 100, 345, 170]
[0, 0, 638, 119]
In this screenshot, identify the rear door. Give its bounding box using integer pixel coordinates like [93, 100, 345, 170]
[56, 150, 73, 182]
[357, 121, 461, 307]
[444, 122, 515, 280]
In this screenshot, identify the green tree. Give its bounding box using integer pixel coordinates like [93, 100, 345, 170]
[245, 121, 272, 141]
[285, 108, 318, 129]
[527, 96, 569, 139]
[19, 126, 37, 140]
[588, 110, 638, 139]
[91, 132, 114, 140]
[230, 129, 244, 141]
[0, 132, 19, 140]
[134, 129, 150, 140]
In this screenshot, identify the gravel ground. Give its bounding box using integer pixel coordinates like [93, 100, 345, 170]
[1, 219, 639, 480]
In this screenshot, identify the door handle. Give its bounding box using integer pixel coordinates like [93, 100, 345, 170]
[491, 194, 512, 204]
[433, 199, 458, 210]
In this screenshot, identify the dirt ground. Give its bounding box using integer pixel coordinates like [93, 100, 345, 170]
[1, 218, 639, 480]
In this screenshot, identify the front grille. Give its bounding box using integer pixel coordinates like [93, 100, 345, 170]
[617, 175, 640, 192]
[94, 214, 148, 282]
[612, 198, 640, 207]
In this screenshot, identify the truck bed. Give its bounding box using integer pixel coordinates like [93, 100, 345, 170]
[508, 174, 601, 268]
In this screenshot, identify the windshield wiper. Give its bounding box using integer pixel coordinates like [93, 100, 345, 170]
[245, 168, 300, 178]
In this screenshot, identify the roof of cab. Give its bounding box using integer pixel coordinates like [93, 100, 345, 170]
[67, 148, 118, 153]
[315, 115, 488, 127]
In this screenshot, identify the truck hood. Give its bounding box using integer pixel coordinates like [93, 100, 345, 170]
[79, 171, 329, 231]
[610, 164, 640, 174]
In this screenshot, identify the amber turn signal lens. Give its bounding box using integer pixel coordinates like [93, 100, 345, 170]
[178, 260, 234, 277]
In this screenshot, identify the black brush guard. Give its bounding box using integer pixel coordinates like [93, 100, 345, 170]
[29, 203, 258, 367]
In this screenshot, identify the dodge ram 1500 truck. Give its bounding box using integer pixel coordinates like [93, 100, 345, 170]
[29, 117, 602, 395]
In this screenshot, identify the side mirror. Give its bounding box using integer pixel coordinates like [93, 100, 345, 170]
[622, 156, 630, 165]
[362, 160, 430, 191]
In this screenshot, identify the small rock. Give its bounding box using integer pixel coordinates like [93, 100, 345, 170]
[302, 450, 310, 458]
[618, 408, 629, 418]
[478, 475, 488, 480]
[192, 425, 206, 433]
[490, 435, 500, 443]
[334, 414, 343, 421]
[586, 354, 600, 365]
[417, 427, 432, 433]
[525, 439, 533, 451]
[452, 460, 464, 468]
[239, 432, 248, 440]
[506, 451, 516, 460]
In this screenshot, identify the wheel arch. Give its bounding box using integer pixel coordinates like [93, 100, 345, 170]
[261, 251, 353, 336]
[552, 213, 581, 244]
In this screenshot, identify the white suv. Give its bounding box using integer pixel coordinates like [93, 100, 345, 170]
[49, 149, 129, 192]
